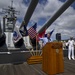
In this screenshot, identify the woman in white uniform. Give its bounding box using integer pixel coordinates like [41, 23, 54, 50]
[66, 37, 75, 60]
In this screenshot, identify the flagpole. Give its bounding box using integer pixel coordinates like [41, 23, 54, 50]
[29, 36, 35, 56]
[36, 34, 38, 56]
[28, 23, 37, 56]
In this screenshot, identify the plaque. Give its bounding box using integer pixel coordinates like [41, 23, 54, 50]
[56, 49, 59, 53]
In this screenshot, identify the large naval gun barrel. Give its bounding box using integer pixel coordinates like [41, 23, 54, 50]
[0, 21, 6, 47]
[20, 0, 39, 28]
[38, 0, 75, 33]
[15, 0, 39, 48]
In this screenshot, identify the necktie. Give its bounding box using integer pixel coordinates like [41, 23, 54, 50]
[48, 38, 51, 42]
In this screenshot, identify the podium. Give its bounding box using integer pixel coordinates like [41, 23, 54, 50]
[42, 42, 64, 75]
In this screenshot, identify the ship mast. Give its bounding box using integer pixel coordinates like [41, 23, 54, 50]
[2, 0, 19, 32]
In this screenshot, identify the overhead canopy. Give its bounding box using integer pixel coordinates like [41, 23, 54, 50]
[20, 0, 39, 28]
[38, 0, 75, 33]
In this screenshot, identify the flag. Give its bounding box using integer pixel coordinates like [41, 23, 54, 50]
[45, 29, 54, 37]
[19, 25, 28, 37]
[36, 30, 46, 42]
[28, 23, 37, 39]
[38, 30, 46, 38]
[13, 26, 22, 43]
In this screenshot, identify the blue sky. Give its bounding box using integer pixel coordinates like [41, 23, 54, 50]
[0, 0, 75, 40]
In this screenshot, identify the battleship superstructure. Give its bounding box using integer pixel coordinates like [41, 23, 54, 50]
[3, 2, 23, 48]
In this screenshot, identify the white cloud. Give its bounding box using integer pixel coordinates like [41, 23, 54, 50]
[0, 0, 75, 40]
[30, 0, 63, 21]
[30, 0, 75, 40]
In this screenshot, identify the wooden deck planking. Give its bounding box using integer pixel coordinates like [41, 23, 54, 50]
[0, 57, 75, 75]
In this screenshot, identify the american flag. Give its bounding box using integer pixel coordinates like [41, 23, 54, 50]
[28, 23, 37, 39]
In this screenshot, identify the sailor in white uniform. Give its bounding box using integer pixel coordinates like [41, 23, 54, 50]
[66, 37, 75, 60]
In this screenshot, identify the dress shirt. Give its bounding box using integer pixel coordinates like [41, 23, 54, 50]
[40, 37, 52, 46]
